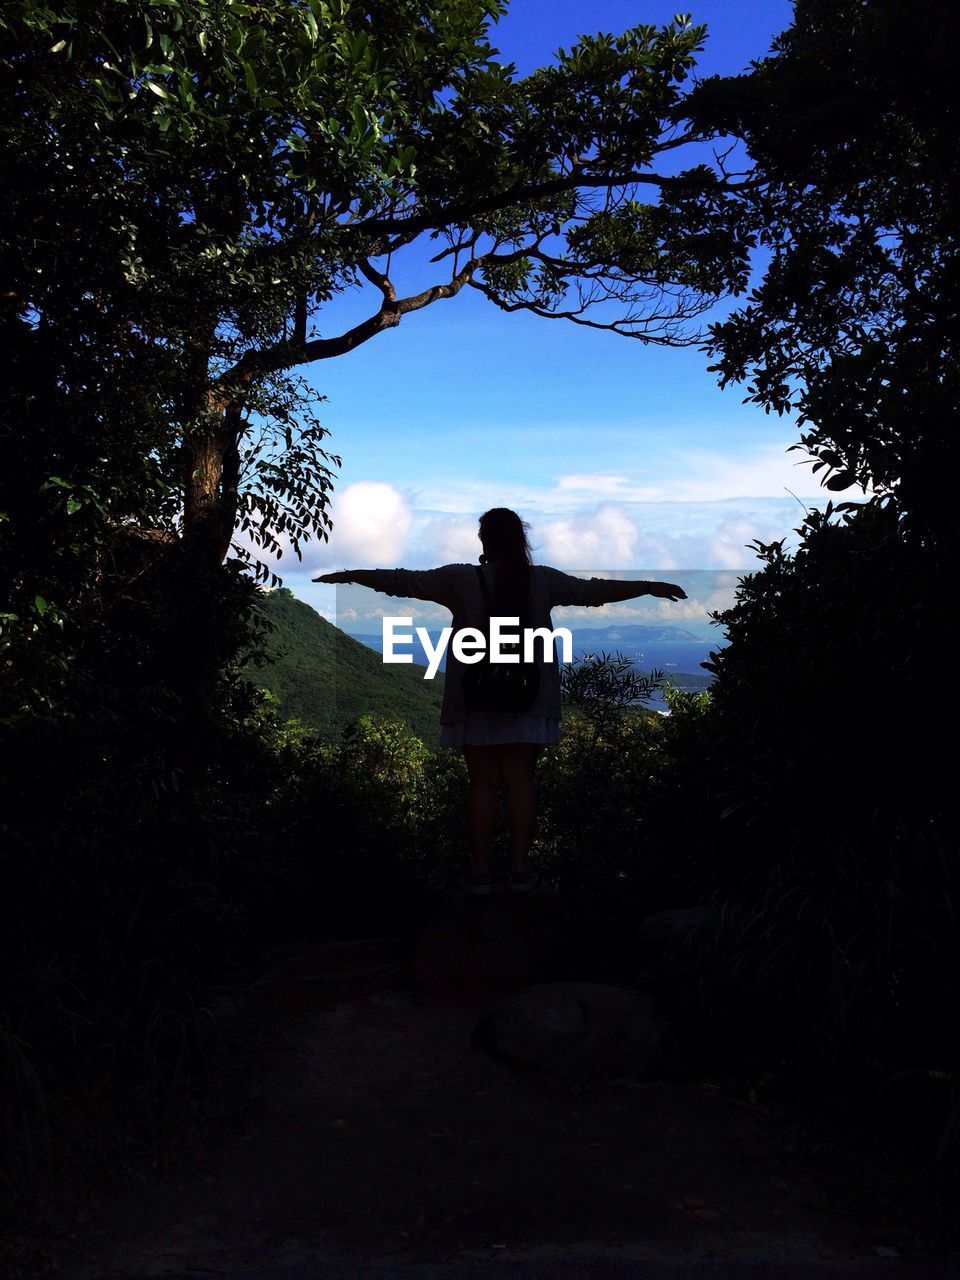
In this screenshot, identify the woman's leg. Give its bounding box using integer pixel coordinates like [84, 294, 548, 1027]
[462, 745, 502, 875]
[500, 743, 540, 873]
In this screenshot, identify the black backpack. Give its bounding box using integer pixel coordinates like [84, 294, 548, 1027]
[461, 566, 541, 714]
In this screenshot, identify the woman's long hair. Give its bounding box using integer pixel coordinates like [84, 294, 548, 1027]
[478, 508, 533, 613]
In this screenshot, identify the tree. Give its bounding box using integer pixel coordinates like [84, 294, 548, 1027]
[3, 1, 751, 574]
[2, 0, 753, 758]
[689, 0, 960, 547]
[645, 8, 960, 1137]
[561, 650, 663, 745]
[681, 0, 960, 880]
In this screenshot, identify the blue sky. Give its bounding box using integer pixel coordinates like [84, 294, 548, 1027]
[241, 1, 858, 633]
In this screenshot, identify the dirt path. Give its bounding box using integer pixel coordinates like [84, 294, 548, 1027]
[40, 938, 950, 1277]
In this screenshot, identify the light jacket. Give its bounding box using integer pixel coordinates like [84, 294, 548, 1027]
[363, 563, 642, 724]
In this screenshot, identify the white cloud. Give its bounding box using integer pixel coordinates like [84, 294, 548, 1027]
[415, 517, 481, 564]
[406, 443, 865, 536]
[412, 478, 558, 517]
[554, 473, 663, 501]
[540, 504, 639, 566]
[704, 513, 783, 566]
[233, 438, 864, 584]
[554, 593, 719, 623]
[666, 445, 837, 501]
[552, 444, 867, 506]
[303, 481, 413, 570]
[532, 503, 793, 571]
[649, 596, 721, 625]
[336, 591, 452, 629]
[400, 437, 866, 541]
[241, 493, 823, 579]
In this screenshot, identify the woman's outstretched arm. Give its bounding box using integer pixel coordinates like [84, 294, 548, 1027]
[314, 567, 686, 606]
[313, 569, 384, 588]
[543, 568, 687, 607]
[589, 578, 687, 603]
[312, 565, 461, 609]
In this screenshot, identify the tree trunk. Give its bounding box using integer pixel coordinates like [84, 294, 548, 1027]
[173, 397, 244, 780]
[182, 399, 243, 566]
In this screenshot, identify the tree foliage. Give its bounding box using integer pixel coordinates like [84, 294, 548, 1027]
[685, 0, 960, 835]
[9, 0, 960, 1207]
[1, 0, 753, 726]
[560, 649, 662, 744]
[690, 0, 960, 545]
[248, 586, 444, 742]
[676, 5, 960, 1174]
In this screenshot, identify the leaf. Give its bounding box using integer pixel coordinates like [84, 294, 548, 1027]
[34, 596, 49, 615]
[146, 80, 169, 99]
[66, 497, 82, 514]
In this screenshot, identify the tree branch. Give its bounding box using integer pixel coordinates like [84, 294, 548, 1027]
[391, 261, 477, 316]
[468, 278, 705, 346]
[348, 164, 756, 242]
[216, 261, 478, 389]
[356, 257, 396, 302]
[351, 168, 661, 240]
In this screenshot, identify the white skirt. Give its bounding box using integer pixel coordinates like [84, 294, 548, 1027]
[439, 711, 561, 747]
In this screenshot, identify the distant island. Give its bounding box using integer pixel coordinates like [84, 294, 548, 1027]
[572, 623, 713, 644]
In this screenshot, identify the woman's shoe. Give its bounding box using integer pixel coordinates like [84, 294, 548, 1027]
[460, 872, 493, 896]
[510, 870, 540, 893]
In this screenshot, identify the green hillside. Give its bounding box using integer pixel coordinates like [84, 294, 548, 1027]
[244, 588, 444, 743]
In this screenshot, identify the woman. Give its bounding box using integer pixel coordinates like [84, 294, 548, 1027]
[314, 508, 686, 895]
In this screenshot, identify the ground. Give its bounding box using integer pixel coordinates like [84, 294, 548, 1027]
[10, 937, 957, 1279]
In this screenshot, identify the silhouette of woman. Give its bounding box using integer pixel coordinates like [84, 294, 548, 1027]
[314, 508, 686, 895]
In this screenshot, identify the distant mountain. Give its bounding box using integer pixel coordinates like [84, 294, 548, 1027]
[243, 589, 444, 743]
[573, 623, 710, 645]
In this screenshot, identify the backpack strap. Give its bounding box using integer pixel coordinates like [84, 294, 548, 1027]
[475, 564, 494, 619]
[475, 565, 534, 623]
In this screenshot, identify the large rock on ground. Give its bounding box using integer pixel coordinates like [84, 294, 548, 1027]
[635, 905, 720, 964]
[411, 885, 569, 998]
[471, 982, 662, 1082]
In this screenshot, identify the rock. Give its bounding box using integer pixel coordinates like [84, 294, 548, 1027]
[471, 982, 662, 1082]
[411, 886, 568, 999]
[206, 995, 244, 1046]
[635, 905, 719, 964]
